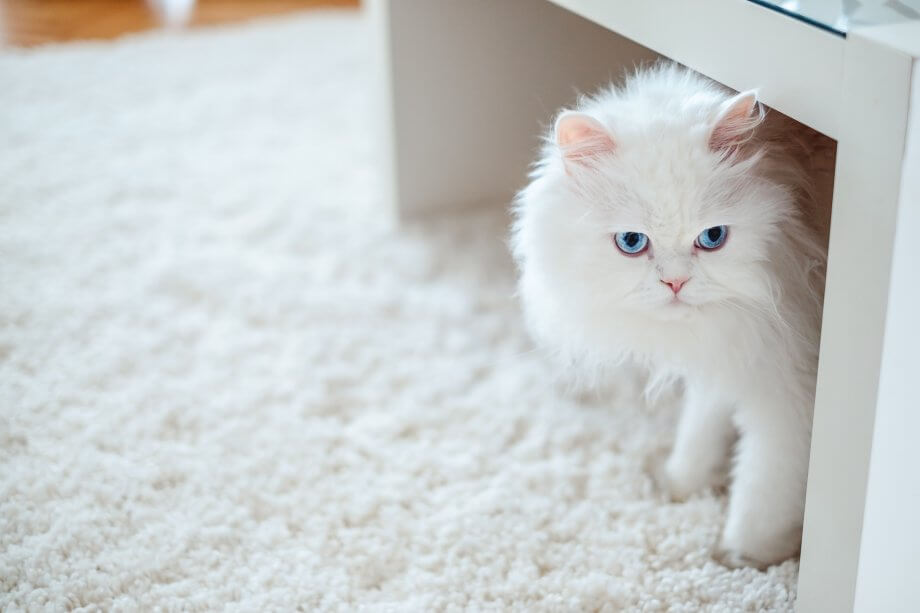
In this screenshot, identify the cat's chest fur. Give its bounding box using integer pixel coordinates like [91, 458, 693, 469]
[613, 306, 773, 389]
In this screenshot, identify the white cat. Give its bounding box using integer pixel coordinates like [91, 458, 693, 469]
[511, 64, 828, 568]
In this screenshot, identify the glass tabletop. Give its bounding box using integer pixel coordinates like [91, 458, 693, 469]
[751, 0, 920, 35]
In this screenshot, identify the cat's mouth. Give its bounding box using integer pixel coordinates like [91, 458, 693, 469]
[655, 295, 698, 319]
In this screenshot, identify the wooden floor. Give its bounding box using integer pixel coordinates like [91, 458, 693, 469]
[0, 0, 359, 47]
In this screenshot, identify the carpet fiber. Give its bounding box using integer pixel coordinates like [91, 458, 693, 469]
[0, 12, 798, 611]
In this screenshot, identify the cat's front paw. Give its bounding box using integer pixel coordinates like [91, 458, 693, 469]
[712, 544, 773, 570]
[646, 452, 718, 502]
[713, 523, 801, 570]
[660, 458, 698, 502]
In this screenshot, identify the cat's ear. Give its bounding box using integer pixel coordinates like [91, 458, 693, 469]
[709, 90, 763, 153]
[554, 112, 615, 168]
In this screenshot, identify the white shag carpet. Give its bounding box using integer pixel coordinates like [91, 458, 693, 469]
[0, 12, 799, 611]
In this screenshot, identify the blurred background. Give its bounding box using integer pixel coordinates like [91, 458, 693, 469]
[0, 0, 358, 46]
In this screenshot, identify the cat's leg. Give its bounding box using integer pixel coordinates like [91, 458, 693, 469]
[662, 382, 735, 501]
[716, 391, 811, 568]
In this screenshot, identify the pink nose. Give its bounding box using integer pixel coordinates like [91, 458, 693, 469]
[661, 277, 688, 294]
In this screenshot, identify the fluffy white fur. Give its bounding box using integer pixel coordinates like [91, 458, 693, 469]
[512, 65, 827, 568]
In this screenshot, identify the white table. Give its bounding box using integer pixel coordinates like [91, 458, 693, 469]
[370, 1, 920, 610]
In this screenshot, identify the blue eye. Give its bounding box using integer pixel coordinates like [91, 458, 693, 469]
[613, 231, 649, 255]
[696, 225, 728, 250]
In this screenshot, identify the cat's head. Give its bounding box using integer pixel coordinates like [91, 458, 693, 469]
[514, 70, 799, 332]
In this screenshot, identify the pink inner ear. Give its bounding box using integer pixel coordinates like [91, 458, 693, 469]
[555, 112, 615, 164]
[709, 91, 761, 152]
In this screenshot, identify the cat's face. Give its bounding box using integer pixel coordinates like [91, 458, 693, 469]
[516, 91, 793, 325]
[567, 160, 785, 321]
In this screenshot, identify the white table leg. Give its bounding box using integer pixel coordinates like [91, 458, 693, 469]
[851, 45, 920, 613]
[369, 0, 656, 219]
[798, 25, 918, 613]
